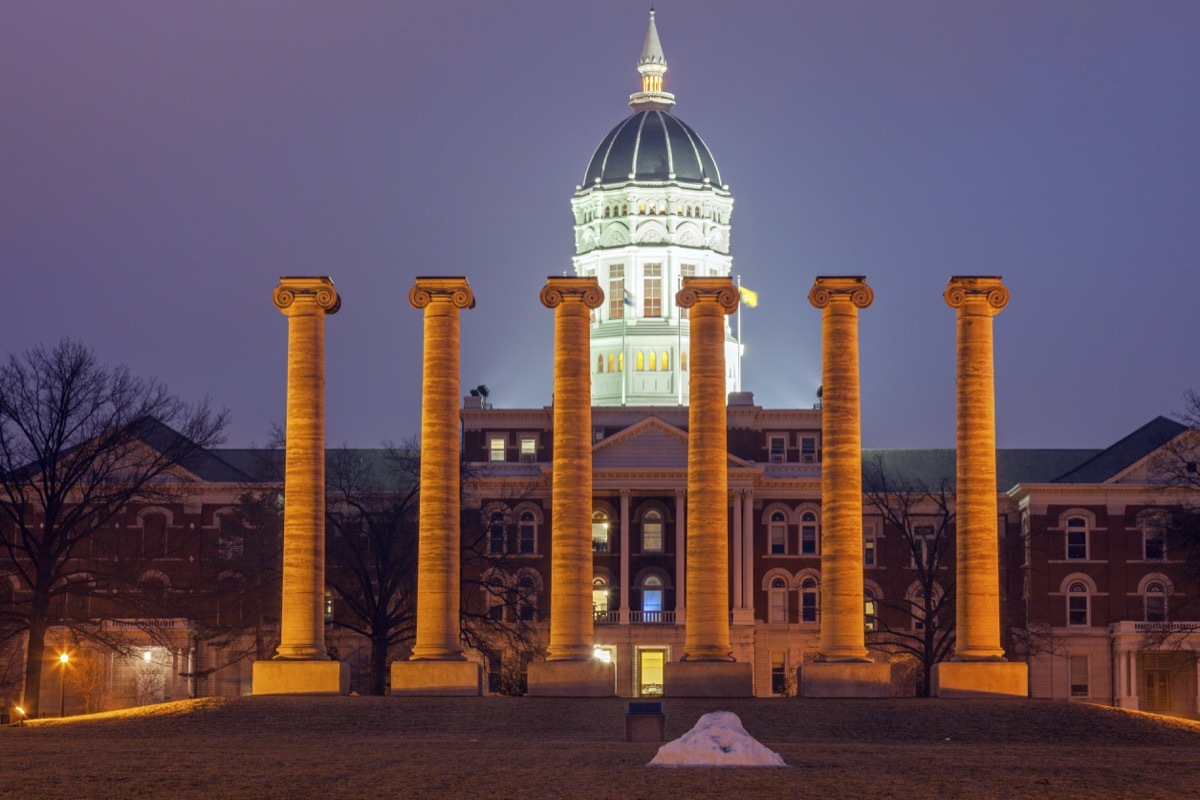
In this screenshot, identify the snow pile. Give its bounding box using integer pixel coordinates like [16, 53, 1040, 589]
[647, 711, 788, 767]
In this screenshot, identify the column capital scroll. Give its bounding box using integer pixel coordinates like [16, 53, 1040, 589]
[409, 277, 475, 310]
[944, 276, 1008, 314]
[274, 276, 340, 315]
[676, 276, 738, 314]
[808, 276, 873, 310]
[540, 276, 604, 310]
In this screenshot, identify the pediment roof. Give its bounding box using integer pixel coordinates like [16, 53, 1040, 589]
[591, 416, 753, 470]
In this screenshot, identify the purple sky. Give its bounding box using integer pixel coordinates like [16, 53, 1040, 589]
[3, 1, 1197, 450]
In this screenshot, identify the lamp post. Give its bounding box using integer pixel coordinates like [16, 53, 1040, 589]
[58, 652, 69, 718]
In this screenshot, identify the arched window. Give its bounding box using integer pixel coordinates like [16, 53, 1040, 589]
[642, 509, 663, 552]
[592, 511, 610, 553]
[648, 351, 657, 371]
[1067, 581, 1089, 626]
[518, 511, 537, 554]
[597, 354, 604, 373]
[1145, 581, 1168, 622]
[661, 351, 669, 371]
[593, 576, 610, 617]
[608, 353, 615, 373]
[680, 352, 688, 372]
[769, 511, 787, 555]
[636, 351, 645, 371]
[642, 574, 664, 619]
[604, 207, 611, 218]
[622, 204, 628, 215]
[800, 577, 819, 623]
[488, 511, 506, 554]
[800, 511, 819, 555]
[769, 576, 788, 624]
[1065, 516, 1089, 560]
[618, 352, 624, 372]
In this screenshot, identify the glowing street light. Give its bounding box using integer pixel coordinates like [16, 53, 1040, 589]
[58, 651, 69, 718]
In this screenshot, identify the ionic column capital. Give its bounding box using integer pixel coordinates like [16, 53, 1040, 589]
[944, 276, 1009, 315]
[409, 277, 475, 310]
[274, 276, 341, 315]
[540, 276, 604, 310]
[808, 276, 874, 310]
[676, 277, 739, 314]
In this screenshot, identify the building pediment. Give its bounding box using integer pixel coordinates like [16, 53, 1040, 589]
[592, 415, 753, 470]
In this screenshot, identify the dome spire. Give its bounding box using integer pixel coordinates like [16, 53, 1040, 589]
[630, 9, 675, 110]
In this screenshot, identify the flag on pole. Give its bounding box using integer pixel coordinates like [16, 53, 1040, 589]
[738, 285, 759, 308]
[623, 289, 634, 307]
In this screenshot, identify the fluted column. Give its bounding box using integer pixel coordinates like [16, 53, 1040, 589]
[945, 276, 1009, 661]
[541, 277, 604, 661]
[273, 277, 340, 660]
[676, 277, 738, 661]
[809, 276, 873, 662]
[409, 277, 475, 661]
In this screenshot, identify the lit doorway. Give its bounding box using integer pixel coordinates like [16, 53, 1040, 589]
[637, 648, 667, 697]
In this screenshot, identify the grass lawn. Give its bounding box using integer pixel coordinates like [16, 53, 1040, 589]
[3, 696, 1199, 799]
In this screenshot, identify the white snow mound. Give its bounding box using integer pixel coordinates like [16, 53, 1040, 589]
[647, 711, 788, 767]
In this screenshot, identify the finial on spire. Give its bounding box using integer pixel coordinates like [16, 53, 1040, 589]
[630, 9, 675, 110]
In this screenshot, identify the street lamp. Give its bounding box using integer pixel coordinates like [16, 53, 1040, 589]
[58, 652, 69, 718]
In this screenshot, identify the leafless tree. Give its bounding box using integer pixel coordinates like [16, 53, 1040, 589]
[0, 340, 226, 716]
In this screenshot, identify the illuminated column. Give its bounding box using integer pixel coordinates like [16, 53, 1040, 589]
[274, 277, 340, 660]
[808, 277, 873, 662]
[528, 278, 614, 696]
[674, 489, 686, 618]
[932, 276, 1025, 698]
[540, 277, 604, 661]
[945, 276, 1008, 661]
[676, 277, 738, 661]
[620, 489, 631, 624]
[253, 277, 348, 695]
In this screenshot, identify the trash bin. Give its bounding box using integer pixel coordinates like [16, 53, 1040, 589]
[624, 700, 665, 742]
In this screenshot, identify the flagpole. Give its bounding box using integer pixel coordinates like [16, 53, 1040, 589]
[677, 272, 683, 406]
[736, 273, 743, 391]
[621, 287, 627, 406]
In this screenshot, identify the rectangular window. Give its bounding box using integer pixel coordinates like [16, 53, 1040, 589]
[1066, 518, 1088, 559]
[771, 652, 788, 695]
[1144, 524, 1166, 560]
[800, 437, 816, 463]
[770, 525, 786, 555]
[801, 523, 817, 555]
[519, 436, 537, 463]
[643, 263, 662, 317]
[801, 591, 818, 623]
[488, 435, 506, 462]
[1068, 595, 1088, 626]
[864, 537, 876, 568]
[768, 435, 786, 463]
[218, 536, 244, 561]
[912, 525, 935, 568]
[592, 518, 609, 552]
[642, 519, 663, 552]
[1146, 594, 1167, 622]
[1069, 655, 1089, 697]
[609, 265, 625, 320]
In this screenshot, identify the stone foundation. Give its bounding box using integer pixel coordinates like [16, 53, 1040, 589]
[663, 661, 754, 697]
[931, 661, 1028, 698]
[527, 660, 616, 697]
[252, 659, 350, 695]
[390, 660, 482, 696]
[799, 661, 892, 698]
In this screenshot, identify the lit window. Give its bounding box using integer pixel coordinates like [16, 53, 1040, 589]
[1067, 582, 1089, 626]
[488, 512, 506, 554]
[800, 512, 819, 556]
[618, 352, 624, 371]
[661, 351, 669, 371]
[608, 353, 616, 372]
[1069, 655, 1089, 698]
[864, 592, 877, 631]
[488, 435, 506, 462]
[801, 437, 817, 463]
[592, 576, 610, 617]
[1145, 581, 1168, 622]
[644, 263, 662, 317]
[519, 437, 537, 463]
[800, 577, 818, 623]
[768, 435, 786, 463]
[648, 351, 657, 371]
[1066, 517, 1088, 560]
[597, 354, 604, 373]
[864, 536, 876, 568]
[642, 509, 663, 552]
[592, 511, 610, 553]
[769, 577, 788, 623]
[680, 352, 688, 371]
[609, 265, 625, 320]
[518, 511, 537, 554]
[642, 575, 664, 620]
[636, 351, 645, 371]
[769, 511, 787, 555]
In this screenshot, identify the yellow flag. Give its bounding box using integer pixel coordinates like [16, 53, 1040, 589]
[738, 286, 759, 308]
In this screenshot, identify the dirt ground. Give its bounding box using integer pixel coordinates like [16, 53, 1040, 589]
[3, 696, 1200, 799]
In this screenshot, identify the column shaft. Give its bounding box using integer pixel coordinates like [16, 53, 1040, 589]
[809, 277, 873, 662]
[273, 278, 339, 660]
[410, 278, 474, 661]
[677, 277, 738, 661]
[542, 277, 604, 661]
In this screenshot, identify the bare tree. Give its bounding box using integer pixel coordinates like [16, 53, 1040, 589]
[863, 455, 956, 696]
[0, 340, 226, 716]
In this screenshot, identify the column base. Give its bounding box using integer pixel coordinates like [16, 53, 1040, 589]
[799, 661, 892, 698]
[663, 661, 754, 698]
[1116, 696, 1140, 710]
[391, 660, 482, 696]
[931, 661, 1028, 698]
[252, 659, 350, 695]
[527, 660, 616, 697]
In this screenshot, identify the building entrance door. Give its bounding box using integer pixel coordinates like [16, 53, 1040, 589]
[1144, 670, 1171, 712]
[637, 648, 666, 697]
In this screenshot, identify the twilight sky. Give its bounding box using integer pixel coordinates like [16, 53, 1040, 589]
[2, 1, 1197, 450]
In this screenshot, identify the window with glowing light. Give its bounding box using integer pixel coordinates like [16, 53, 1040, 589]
[609, 265, 625, 320]
[641, 509, 663, 552]
[636, 351, 645, 371]
[592, 576, 610, 617]
[641, 575, 664, 620]
[592, 511, 610, 552]
[519, 436, 537, 463]
[488, 435, 506, 462]
[660, 351, 669, 371]
[680, 352, 688, 371]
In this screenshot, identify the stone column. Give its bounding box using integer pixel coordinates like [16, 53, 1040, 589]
[392, 277, 481, 696]
[932, 276, 1026, 698]
[253, 277, 348, 695]
[665, 277, 752, 697]
[800, 277, 889, 698]
[527, 277, 614, 696]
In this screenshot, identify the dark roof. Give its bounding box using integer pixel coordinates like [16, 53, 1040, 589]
[214, 448, 410, 487]
[1051, 416, 1188, 483]
[124, 417, 255, 484]
[583, 110, 721, 187]
[862, 449, 1101, 493]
